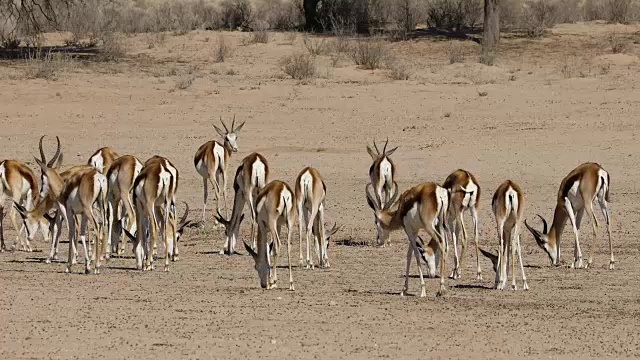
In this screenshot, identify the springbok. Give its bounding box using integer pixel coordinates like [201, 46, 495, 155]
[122, 202, 191, 264]
[106, 155, 143, 256]
[145, 155, 179, 258]
[366, 138, 398, 247]
[365, 182, 449, 297]
[130, 157, 176, 271]
[213, 152, 268, 255]
[30, 140, 109, 274]
[524, 162, 613, 270]
[243, 180, 296, 290]
[88, 147, 119, 175]
[194, 116, 245, 227]
[479, 180, 528, 290]
[0, 159, 39, 251]
[442, 169, 482, 280]
[294, 166, 338, 269]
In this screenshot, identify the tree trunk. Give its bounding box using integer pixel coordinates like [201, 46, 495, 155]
[480, 0, 500, 65]
[303, 0, 321, 32]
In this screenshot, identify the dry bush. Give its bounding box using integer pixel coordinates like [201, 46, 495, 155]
[285, 31, 298, 44]
[174, 72, 196, 90]
[97, 33, 127, 62]
[215, 33, 233, 62]
[554, 0, 582, 23]
[391, 0, 424, 40]
[522, 0, 559, 37]
[385, 56, 414, 80]
[280, 52, 316, 79]
[253, 0, 303, 30]
[499, 0, 523, 30]
[609, 34, 631, 53]
[448, 40, 465, 63]
[426, 0, 483, 30]
[250, 29, 270, 43]
[607, 0, 635, 23]
[303, 35, 329, 55]
[220, 0, 253, 29]
[146, 32, 167, 49]
[24, 50, 74, 80]
[350, 37, 387, 70]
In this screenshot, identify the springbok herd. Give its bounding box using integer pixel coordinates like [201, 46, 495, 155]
[0, 117, 615, 297]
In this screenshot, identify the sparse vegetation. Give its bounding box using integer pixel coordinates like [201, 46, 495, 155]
[215, 34, 233, 62]
[280, 52, 316, 80]
[24, 50, 74, 80]
[385, 56, 413, 80]
[609, 34, 631, 53]
[522, 0, 559, 37]
[97, 33, 127, 62]
[174, 72, 195, 90]
[448, 41, 465, 64]
[303, 35, 329, 55]
[350, 37, 387, 70]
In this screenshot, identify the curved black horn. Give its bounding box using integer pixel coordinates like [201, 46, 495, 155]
[38, 135, 46, 163]
[537, 214, 548, 234]
[47, 136, 61, 168]
[365, 182, 380, 211]
[231, 114, 236, 131]
[372, 138, 380, 155]
[382, 137, 389, 154]
[179, 201, 190, 225]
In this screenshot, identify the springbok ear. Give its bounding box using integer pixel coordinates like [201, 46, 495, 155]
[33, 157, 47, 172]
[524, 219, 546, 247]
[54, 152, 64, 169]
[213, 124, 227, 138]
[366, 145, 378, 160]
[43, 212, 55, 224]
[233, 121, 245, 133]
[243, 240, 257, 259]
[385, 146, 398, 156]
[479, 247, 499, 273]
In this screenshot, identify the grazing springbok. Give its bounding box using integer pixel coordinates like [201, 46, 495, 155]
[243, 180, 296, 290]
[295, 166, 337, 269]
[0, 159, 39, 251]
[524, 162, 613, 270]
[480, 180, 528, 290]
[30, 140, 109, 274]
[130, 157, 176, 271]
[213, 152, 268, 255]
[194, 116, 245, 227]
[442, 169, 482, 280]
[365, 182, 449, 297]
[366, 138, 398, 247]
[122, 202, 191, 264]
[106, 155, 143, 256]
[88, 147, 119, 175]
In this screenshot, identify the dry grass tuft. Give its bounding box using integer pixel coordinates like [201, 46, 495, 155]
[24, 50, 74, 80]
[280, 52, 316, 80]
[215, 33, 233, 62]
[448, 41, 465, 64]
[303, 35, 329, 56]
[350, 37, 387, 70]
[97, 33, 127, 62]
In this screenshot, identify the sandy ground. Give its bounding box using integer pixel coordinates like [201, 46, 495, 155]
[1, 23, 640, 359]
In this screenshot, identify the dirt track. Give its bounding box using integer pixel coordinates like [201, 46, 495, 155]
[1, 24, 640, 359]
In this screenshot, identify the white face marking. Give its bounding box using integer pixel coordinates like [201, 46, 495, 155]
[226, 133, 239, 152]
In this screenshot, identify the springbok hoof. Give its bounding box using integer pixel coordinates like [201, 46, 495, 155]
[523, 282, 529, 291]
[172, 255, 179, 262]
[164, 266, 169, 272]
[609, 261, 615, 270]
[65, 267, 71, 273]
[84, 268, 91, 275]
[476, 273, 483, 281]
[436, 288, 446, 297]
[45, 258, 52, 264]
[289, 283, 295, 291]
[420, 287, 427, 298]
[511, 284, 517, 291]
[400, 289, 408, 297]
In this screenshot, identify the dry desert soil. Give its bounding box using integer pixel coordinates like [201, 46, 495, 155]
[1, 23, 640, 359]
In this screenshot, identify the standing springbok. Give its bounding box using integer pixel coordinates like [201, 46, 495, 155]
[366, 138, 398, 247]
[243, 180, 296, 290]
[524, 162, 613, 270]
[88, 147, 119, 175]
[133, 157, 176, 271]
[145, 155, 179, 259]
[295, 166, 332, 269]
[365, 182, 449, 297]
[106, 155, 143, 256]
[0, 159, 39, 251]
[31, 140, 109, 274]
[194, 116, 245, 227]
[442, 169, 482, 280]
[213, 152, 268, 255]
[480, 180, 528, 290]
